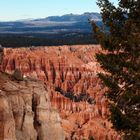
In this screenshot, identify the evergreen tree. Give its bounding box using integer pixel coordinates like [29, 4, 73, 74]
[92, 0, 140, 139]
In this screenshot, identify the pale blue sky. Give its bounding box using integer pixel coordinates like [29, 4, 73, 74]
[0, 0, 118, 21]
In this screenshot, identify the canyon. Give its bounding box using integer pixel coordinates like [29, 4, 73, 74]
[0, 45, 121, 140]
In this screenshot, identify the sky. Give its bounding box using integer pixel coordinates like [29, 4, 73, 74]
[0, 0, 118, 21]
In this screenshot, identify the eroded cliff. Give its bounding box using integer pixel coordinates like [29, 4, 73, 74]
[0, 45, 121, 140]
[0, 72, 64, 140]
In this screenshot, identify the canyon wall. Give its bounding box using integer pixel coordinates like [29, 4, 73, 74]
[0, 72, 65, 140]
[0, 45, 121, 140]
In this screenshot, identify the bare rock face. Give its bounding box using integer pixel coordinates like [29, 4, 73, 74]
[0, 91, 17, 140]
[0, 45, 121, 140]
[0, 72, 65, 140]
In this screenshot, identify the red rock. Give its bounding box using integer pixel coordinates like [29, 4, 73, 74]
[0, 45, 121, 140]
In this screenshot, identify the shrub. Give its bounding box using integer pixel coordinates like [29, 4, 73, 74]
[12, 69, 23, 81]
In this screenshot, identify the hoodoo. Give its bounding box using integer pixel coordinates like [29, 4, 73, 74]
[0, 45, 121, 140]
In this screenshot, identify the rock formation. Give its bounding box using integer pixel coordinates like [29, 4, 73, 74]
[0, 72, 65, 140]
[0, 45, 121, 140]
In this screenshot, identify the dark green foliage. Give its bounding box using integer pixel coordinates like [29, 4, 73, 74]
[0, 33, 97, 48]
[55, 87, 95, 104]
[12, 69, 23, 81]
[89, 136, 95, 140]
[92, 0, 140, 139]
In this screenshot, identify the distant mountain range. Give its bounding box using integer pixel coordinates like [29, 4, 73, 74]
[0, 12, 102, 47]
[0, 12, 102, 34]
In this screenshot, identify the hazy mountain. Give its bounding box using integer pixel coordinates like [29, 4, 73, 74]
[0, 12, 102, 34]
[34, 12, 101, 22]
[0, 12, 102, 47]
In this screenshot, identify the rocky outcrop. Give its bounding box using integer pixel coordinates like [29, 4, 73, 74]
[0, 72, 65, 140]
[0, 45, 121, 140]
